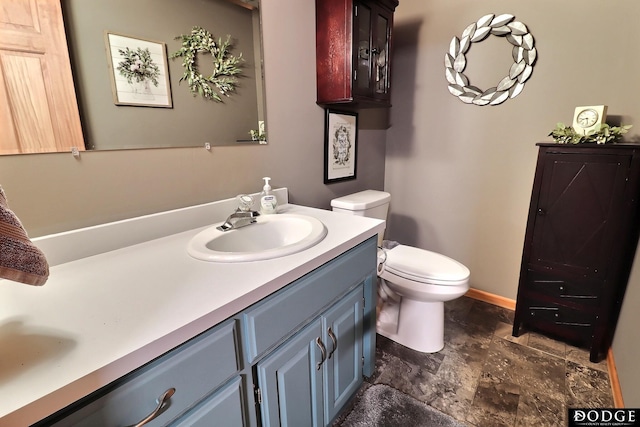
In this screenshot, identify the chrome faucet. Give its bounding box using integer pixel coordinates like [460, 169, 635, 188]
[216, 210, 260, 231]
[217, 194, 260, 232]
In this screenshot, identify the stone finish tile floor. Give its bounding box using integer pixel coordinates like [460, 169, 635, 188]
[337, 296, 614, 426]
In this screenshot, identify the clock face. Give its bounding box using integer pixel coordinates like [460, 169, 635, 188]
[577, 109, 599, 128]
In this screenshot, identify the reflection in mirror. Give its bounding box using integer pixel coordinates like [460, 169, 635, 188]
[0, 0, 84, 155]
[0, 0, 266, 155]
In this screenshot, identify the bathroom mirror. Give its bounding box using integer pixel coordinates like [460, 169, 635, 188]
[1, 0, 266, 154]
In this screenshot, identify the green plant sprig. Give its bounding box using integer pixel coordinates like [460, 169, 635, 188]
[249, 129, 266, 141]
[549, 123, 632, 145]
[170, 27, 243, 102]
[117, 47, 160, 86]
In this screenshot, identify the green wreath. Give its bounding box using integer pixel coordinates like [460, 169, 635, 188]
[170, 26, 243, 102]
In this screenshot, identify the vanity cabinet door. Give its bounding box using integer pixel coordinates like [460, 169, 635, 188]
[323, 286, 363, 423]
[255, 285, 365, 427]
[256, 318, 325, 427]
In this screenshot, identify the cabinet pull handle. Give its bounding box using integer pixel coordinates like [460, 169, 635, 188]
[315, 337, 327, 370]
[327, 327, 338, 359]
[128, 388, 176, 427]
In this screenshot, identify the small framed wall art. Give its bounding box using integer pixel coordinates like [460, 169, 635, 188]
[105, 32, 173, 108]
[324, 109, 358, 184]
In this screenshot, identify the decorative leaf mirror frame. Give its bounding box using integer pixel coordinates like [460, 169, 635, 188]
[445, 13, 537, 106]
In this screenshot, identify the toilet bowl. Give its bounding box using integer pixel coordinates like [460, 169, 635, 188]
[377, 244, 469, 352]
[331, 190, 470, 353]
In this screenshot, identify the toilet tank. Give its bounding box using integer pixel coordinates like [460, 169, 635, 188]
[330, 190, 391, 219]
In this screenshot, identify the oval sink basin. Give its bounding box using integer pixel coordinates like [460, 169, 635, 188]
[188, 214, 328, 262]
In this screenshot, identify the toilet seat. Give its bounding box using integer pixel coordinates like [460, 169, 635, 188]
[382, 245, 470, 286]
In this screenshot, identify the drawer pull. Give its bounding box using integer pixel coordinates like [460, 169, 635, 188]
[327, 327, 338, 359]
[316, 337, 327, 370]
[128, 388, 176, 427]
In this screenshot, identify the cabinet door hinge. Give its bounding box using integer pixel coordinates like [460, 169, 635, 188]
[255, 387, 263, 404]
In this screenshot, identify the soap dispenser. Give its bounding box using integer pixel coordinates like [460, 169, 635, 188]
[260, 177, 277, 215]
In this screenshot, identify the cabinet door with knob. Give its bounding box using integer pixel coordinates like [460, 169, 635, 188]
[316, 0, 398, 108]
[513, 143, 640, 362]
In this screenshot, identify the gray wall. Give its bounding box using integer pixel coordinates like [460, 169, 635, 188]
[385, 0, 640, 405]
[1, 0, 638, 406]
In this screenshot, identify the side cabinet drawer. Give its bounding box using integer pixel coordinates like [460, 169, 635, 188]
[243, 237, 376, 363]
[51, 319, 240, 427]
[524, 269, 602, 306]
[522, 299, 595, 342]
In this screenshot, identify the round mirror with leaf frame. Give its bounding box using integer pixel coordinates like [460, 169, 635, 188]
[444, 13, 537, 106]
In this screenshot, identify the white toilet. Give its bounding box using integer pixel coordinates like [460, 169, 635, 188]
[331, 190, 470, 353]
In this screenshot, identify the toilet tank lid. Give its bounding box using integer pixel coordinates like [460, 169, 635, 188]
[331, 190, 391, 210]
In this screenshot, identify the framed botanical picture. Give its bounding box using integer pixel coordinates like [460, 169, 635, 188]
[105, 32, 172, 108]
[324, 109, 358, 183]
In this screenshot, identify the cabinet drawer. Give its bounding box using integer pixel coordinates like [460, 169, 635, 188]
[243, 237, 376, 363]
[51, 319, 240, 427]
[524, 269, 602, 306]
[522, 298, 595, 342]
[172, 377, 246, 427]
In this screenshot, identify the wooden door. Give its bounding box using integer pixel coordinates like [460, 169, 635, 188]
[0, 0, 84, 154]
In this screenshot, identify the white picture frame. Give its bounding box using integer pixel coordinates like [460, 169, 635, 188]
[105, 32, 172, 108]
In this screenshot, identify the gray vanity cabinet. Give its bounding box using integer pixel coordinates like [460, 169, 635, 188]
[35, 237, 377, 427]
[256, 286, 363, 427]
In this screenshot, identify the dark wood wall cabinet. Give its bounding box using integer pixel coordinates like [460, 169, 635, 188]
[316, 0, 398, 108]
[513, 143, 640, 362]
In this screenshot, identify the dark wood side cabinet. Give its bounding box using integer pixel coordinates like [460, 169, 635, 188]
[513, 143, 640, 362]
[316, 0, 398, 108]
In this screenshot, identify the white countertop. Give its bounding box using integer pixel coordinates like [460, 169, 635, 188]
[0, 193, 384, 426]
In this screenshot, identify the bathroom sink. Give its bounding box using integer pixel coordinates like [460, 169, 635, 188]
[187, 214, 328, 262]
